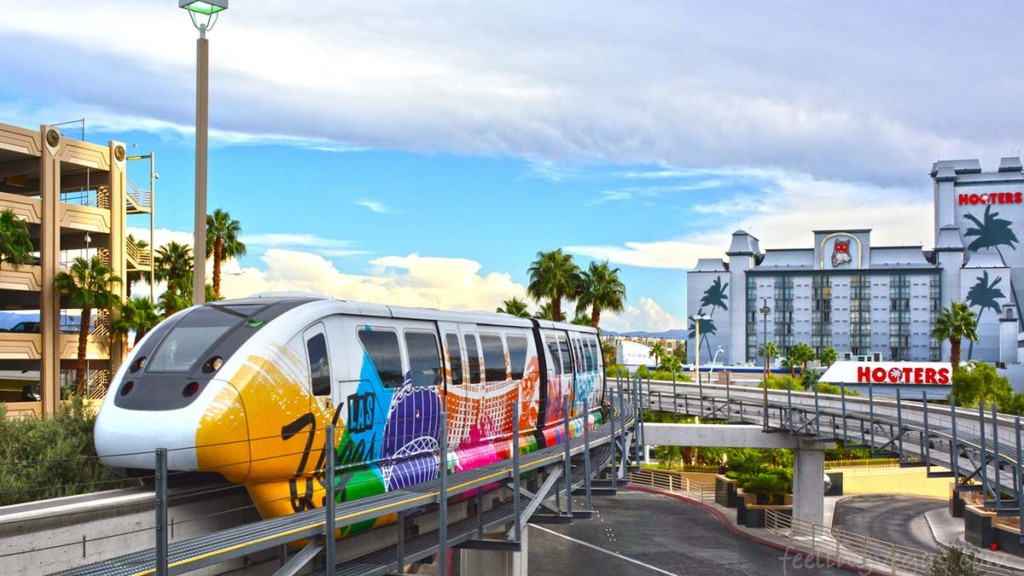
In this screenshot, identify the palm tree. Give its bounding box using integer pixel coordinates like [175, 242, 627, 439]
[931, 301, 978, 374]
[661, 355, 682, 380]
[965, 271, 1006, 360]
[790, 342, 816, 375]
[964, 205, 1019, 260]
[124, 234, 149, 299]
[527, 248, 581, 323]
[534, 302, 554, 320]
[111, 297, 162, 347]
[650, 341, 666, 367]
[206, 209, 246, 298]
[819, 346, 838, 368]
[155, 241, 193, 295]
[0, 209, 33, 269]
[55, 256, 122, 395]
[758, 341, 779, 381]
[497, 296, 531, 318]
[571, 312, 592, 326]
[576, 260, 627, 328]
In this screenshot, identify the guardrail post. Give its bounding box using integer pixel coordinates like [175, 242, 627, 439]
[324, 425, 336, 571]
[868, 382, 875, 452]
[609, 386, 619, 490]
[562, 394, 574, 519]
[1016, 415, 1022, 545]
[698, 369, 704, 418]
[993, 404, 1001, 511]
[155, 448, 168, 576]
[813, 381, 820, 437]
[617, 377, 627, 475]
[439, 411, 448, 576]
[950, 396, 960, 482]
[979, 401, 989, 502]
[397, 510, 406, 571]
[896, 387, 903, 460]
[922, 391, 930, 469]
[512, 400, 522, 543]
[582, 400, 593, 511]
[841, 385, 848, 445]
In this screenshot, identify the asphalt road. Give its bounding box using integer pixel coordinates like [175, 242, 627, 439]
[528, 490, 850, 575]
[831, 494, 946, 552]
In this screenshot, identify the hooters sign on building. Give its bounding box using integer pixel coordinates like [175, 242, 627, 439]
[820, 361, 952, 386]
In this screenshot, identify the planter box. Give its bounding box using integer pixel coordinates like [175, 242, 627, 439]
[716, 475, 737, 508]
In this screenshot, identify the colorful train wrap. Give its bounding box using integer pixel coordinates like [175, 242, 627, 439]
[94, 294, 605, 527]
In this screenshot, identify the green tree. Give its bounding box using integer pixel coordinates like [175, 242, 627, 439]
[155, 241, 193, 296]
[819, 346, 838, 368]
[0, 209, 32, 269]
[206, 208, 246, 299]
[650, 341, 666, 367]
[964, 204, 1019, 260]
[535, 301, 554, 321]
[930, 542, 982, 576]
[931, 302, 978, 375]
[964, 271, 1005, 360]
[949, 361, 1013, 409]
[576, 260, 626, 328]
[54, 256, 122, 395]
[111, 297, 162, 347]
[496, 296, 531, 318]
[660, 355, 682, 380]
[758, 341, 779, 381]
[571, 311, 593, 326]
[789, 342, 815, 375]
[527, 248, 581, 323]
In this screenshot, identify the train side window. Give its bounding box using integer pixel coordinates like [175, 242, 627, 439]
[582, 339, 594, 372]
[545, 335, 561, 376]
[306, 333, 331, 396]
[573, 339, 584, 371]
[405, 331, 441, 387]
[445, 333, 463, 385]
[557, 337, 572, 374]
[481, 334, 507, 382]
[465, 334, 482, 384]
[507, 335, 528, 380]
[357, 328, 404, 388]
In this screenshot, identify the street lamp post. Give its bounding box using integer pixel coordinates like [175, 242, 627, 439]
[693, 315, 708, 386]
[759, 298, 771, 430]
[180, 0, 228, 306]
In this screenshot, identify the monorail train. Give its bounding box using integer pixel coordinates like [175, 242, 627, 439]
[94, 293, 605, 527]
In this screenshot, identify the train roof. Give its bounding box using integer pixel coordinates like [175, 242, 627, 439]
[232, 293, 599, 334]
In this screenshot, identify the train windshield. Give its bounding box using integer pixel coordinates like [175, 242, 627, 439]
[148, 304, 263, 372]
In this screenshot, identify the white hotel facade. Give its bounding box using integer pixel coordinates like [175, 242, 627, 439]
[687, 157, 1023, 368]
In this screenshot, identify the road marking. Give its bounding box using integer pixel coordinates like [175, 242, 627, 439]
[529, 524, 679, 576]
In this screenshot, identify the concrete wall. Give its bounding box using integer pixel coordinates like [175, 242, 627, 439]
[828, 465, 951, 499]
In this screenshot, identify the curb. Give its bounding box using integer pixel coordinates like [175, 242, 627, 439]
[627, 486, 888, 576]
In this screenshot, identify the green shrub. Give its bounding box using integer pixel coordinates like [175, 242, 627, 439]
[0, 397, 131, 506]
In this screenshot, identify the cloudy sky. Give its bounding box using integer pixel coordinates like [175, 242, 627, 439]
[3, 1, 1022, 332]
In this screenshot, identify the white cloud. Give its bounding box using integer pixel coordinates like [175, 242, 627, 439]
[600, 297, 682, 334]
[356, 200, 391, 214]
[244, 233, 367, 258]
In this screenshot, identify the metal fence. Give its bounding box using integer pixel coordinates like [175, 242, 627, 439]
[764, 509, 1017, 576]
[628, 469, 716, 503]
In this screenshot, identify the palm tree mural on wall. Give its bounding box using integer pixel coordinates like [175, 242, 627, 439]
[965, 271, 1005, 359]
[689, 276, 728, 360]
[964, 205, 1020, 326]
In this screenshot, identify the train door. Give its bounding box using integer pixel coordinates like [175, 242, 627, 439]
[437, 322, 478, 448]
[568, 331, 590, 417]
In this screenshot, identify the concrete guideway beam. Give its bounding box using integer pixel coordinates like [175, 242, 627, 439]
[643, 423, 833, 525]
[644, 424, 835, 450]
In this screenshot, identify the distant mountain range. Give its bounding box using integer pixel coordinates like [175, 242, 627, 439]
[603, 329, 687, 340]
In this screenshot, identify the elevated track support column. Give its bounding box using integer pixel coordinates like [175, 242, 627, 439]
[793, 441, 826, 528]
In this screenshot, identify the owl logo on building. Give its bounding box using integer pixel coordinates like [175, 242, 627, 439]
[831, 239, 852, 267]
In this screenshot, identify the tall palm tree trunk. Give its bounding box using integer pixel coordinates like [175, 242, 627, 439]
[552, 289, 563, 322]
[213, 237, 224, 297]
[590, 305, 601, 328]
[76, 308, 91, 395]
[949, 338, 961, 375]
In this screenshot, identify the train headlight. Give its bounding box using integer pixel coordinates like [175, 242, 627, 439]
[202, 356, 223, 374]
[130, 357, 146, 373]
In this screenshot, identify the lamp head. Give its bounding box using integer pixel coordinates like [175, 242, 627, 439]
[180, 0, 228, 36]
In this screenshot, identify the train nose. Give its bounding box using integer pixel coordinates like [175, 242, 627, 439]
[95, 380, 250, 481]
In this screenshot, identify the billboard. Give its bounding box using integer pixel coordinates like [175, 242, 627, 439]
[819, 361, 952, 385]
[616, 340, 654, 368]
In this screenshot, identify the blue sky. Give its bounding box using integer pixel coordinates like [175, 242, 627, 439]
[4, 2, 1024, 332]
